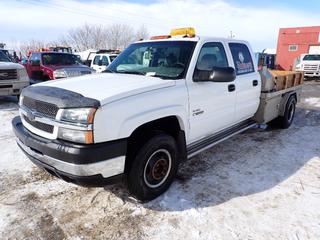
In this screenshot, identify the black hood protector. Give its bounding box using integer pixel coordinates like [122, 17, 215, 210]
[22, 86, 100, 109]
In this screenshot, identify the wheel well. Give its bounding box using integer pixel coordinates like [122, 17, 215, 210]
[125, 116, 186, 173]
[290, 92, 297, 102]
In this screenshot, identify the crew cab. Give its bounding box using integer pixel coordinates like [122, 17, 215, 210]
[295, 54, 320, 78]
[12, 28, 302, 201]
[0, 51, 29, 98]
[90, 50, 119, 73]
[24, 52, 95, 82]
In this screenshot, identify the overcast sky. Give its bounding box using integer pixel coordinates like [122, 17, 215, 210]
[1, 0, 319, 51]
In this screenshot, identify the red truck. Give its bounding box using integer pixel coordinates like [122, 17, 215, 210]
[24, 51, 95, 82]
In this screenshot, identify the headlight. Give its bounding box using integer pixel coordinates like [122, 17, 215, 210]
[60, 108, 96, 124]
[58, 108, 97, 144]
[53, 69, 67, 79]
[17, 68, 29, 81]
[58, 128, 93, 144]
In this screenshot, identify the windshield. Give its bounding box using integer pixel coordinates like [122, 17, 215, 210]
[0, 51, 11, 62]
[42, 53, 82, 65]
[303, 54, 320, 61]
[107, 41, 196, 79]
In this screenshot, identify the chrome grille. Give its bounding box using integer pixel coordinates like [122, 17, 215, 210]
[0, 69, 17, 80]
[23, 115, 54, 133]
[81, 71, 92, 75]
[303, 64, 319, 71]
[23, 97, 59, 118]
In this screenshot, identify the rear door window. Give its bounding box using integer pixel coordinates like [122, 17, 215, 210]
[229, 43, 254, 75]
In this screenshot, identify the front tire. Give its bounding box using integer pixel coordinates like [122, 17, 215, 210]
[126, 134, 179, 201]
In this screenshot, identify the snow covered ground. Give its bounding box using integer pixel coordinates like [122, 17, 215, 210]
[0, 82, 320, 240]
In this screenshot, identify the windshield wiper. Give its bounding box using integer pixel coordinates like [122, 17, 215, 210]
[149, 74, 175, 80]
[116, 70, 146, 76]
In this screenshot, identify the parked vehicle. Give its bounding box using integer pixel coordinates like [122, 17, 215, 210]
[48, 46, 72, 53]
[295, 54, 320, 78]
[24, 52, 95, 81]
[0, 51, 29, 98]
[90, 50, 119, 73]
[12, 28, 303, 201]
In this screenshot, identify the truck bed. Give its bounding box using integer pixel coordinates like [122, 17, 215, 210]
[253, 68, 304, 124]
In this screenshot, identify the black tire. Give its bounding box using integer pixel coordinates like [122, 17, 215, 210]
[126, 134, 179, 201]
[269, 96, 296, 129]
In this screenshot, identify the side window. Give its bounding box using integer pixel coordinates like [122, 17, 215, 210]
[195, 42, 228, 71]
[229, 43, 254, 75]
[101, 56, 109, 66]
[93, 55, 101, 65]
[30, 53, 40, 64]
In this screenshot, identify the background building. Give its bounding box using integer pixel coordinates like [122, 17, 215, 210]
[276, 26, 320, 70]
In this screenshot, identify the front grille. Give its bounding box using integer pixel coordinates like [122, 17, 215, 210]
[67, 71, 81, 77]
[0, 69, 17, 80]
[23, 115, 54, 133]
[81, 71, 92, 75]
[303, 64, 319, 71]
[23, 97, 59, 118]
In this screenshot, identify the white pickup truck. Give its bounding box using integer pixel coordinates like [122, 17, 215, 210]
[90, 50, 119, 73]
[0, 51, 29, 98]
[12, 28, 302, 201]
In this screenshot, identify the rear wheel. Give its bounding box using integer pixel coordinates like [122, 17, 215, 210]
[268, 96, 296, 129]
[126, 133, 179, 201]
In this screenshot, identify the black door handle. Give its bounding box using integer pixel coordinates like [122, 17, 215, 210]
[253, 80, 258, 86]
[228, 84, 236, 92]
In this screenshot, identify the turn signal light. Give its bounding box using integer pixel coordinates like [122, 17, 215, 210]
[150, 35, 171, 40]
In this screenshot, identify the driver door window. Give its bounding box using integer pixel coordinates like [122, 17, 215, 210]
[193, 42, 228, 80]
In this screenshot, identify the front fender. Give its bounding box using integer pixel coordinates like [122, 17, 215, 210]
[119, 105, 188, 138]
[93, 104, 189, 143]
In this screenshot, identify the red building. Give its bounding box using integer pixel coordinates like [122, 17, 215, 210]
[276, 26, 320, 70]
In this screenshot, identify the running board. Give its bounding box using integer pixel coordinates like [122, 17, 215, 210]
[187, 120, 256, 159]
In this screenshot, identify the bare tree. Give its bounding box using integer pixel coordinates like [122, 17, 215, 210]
[105, 24, 136, 50]
[62, 23, 108, 51]
[18, 39, 47, 56]
[135, 25, 149, 41]
[60, 23, 149, 51]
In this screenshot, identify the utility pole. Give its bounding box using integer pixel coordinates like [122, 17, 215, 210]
[229, 31, 235, 39]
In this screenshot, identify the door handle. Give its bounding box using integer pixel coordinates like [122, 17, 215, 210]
[253, 80, 258, 86]
[228, 84, 236, 92]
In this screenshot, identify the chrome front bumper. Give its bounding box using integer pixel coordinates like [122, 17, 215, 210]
[12, 116, 127, 186]
[17, 139, 125, 178]
[0, 80, 29, 96]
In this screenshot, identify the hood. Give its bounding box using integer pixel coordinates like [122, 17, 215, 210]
[36, 73, 176, 105]
[0, 62, 25, 70]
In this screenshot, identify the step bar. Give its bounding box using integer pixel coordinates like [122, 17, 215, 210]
[187, 120, 256, 159]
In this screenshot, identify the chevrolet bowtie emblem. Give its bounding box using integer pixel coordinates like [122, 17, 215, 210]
[26, 110, 36, 121]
